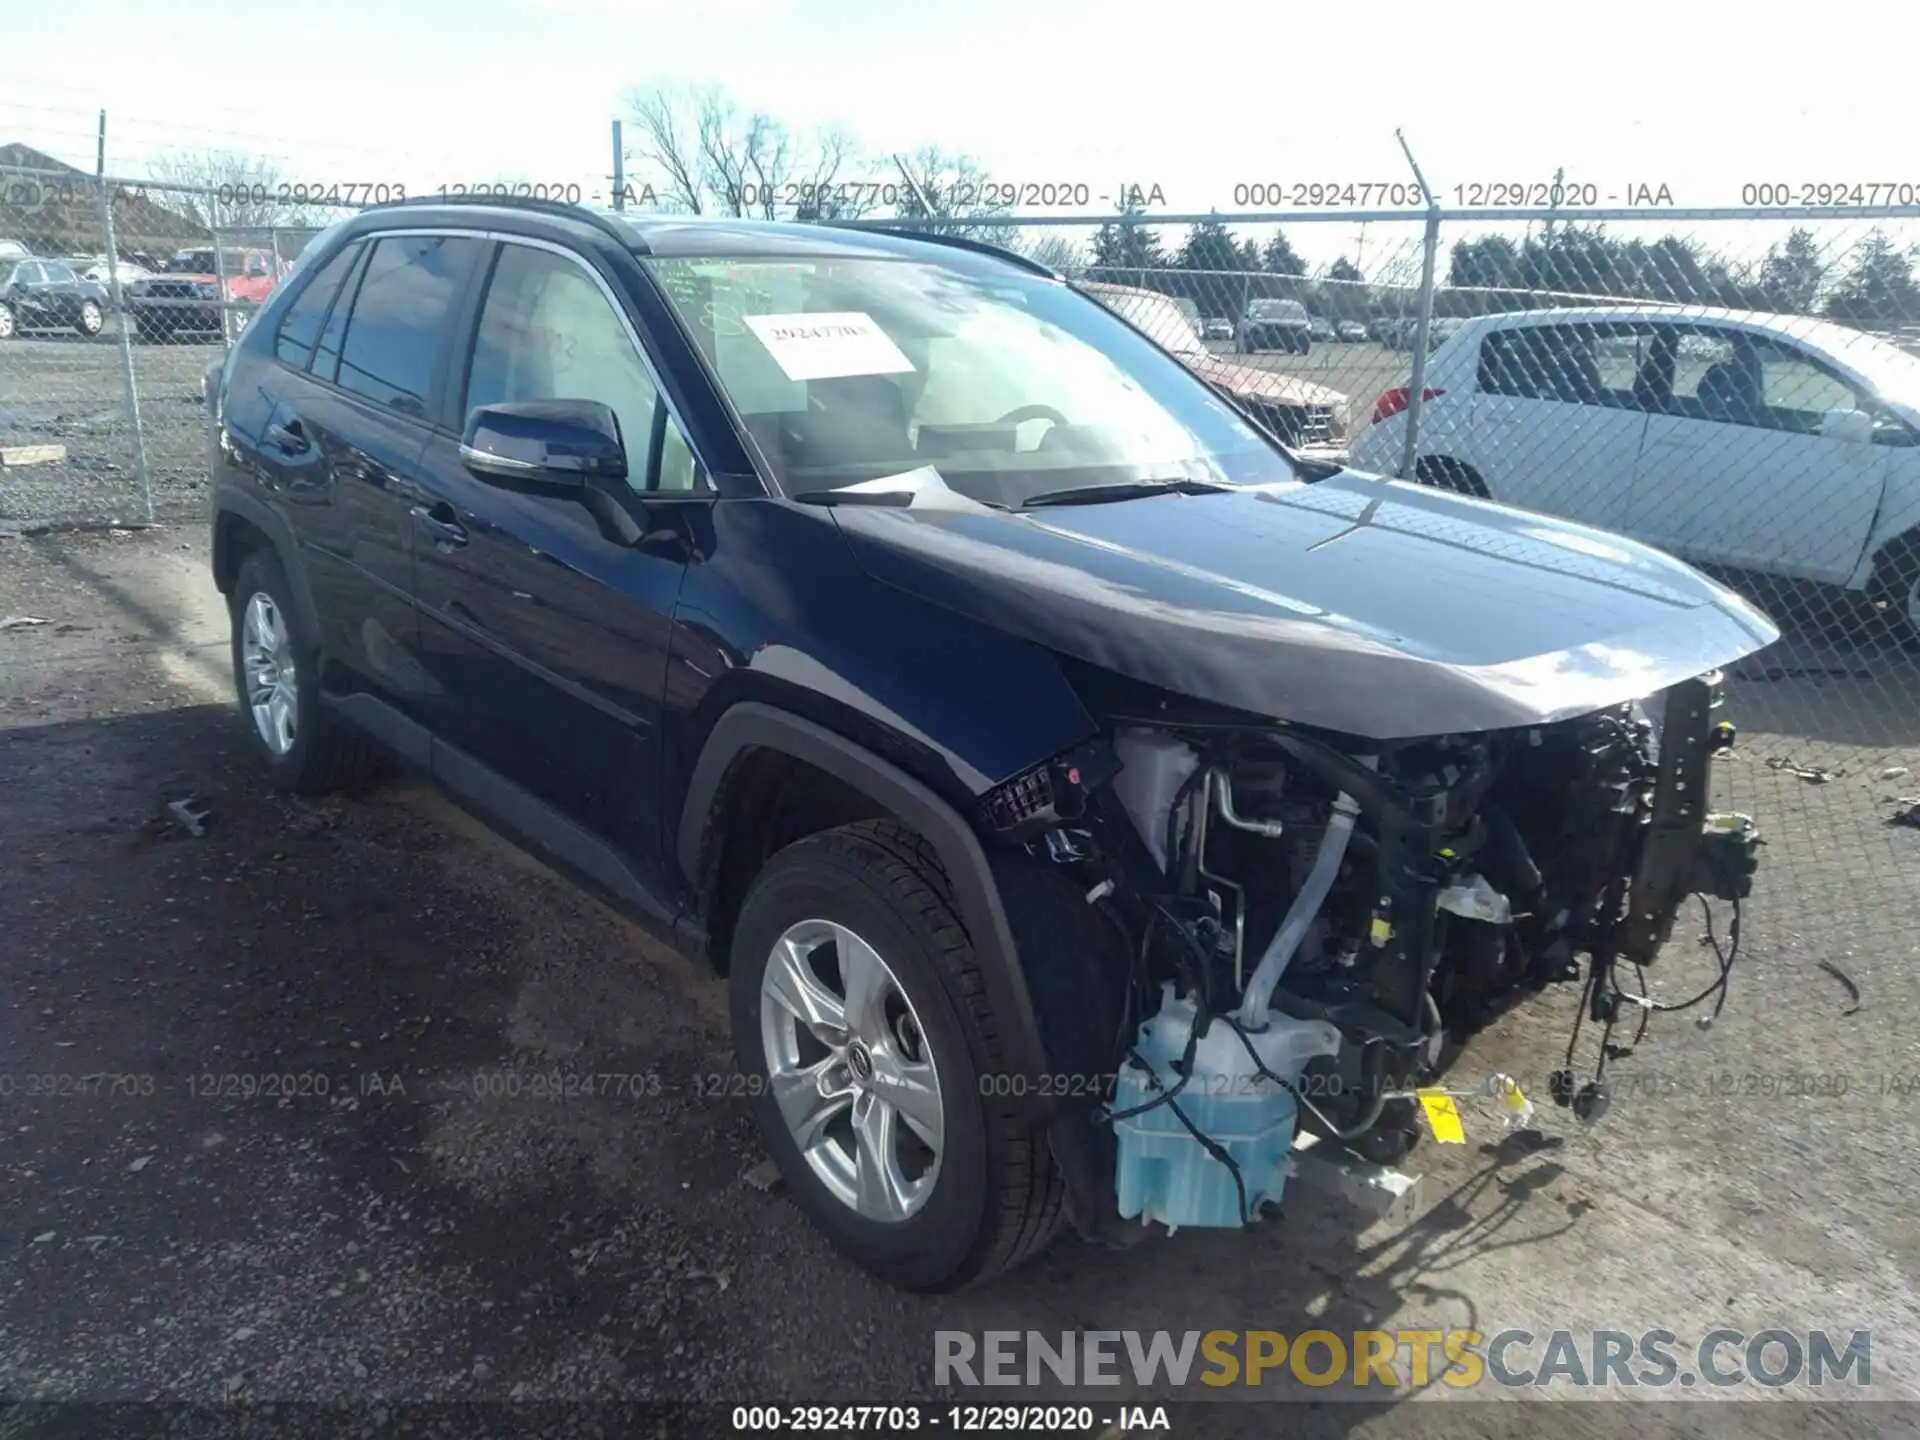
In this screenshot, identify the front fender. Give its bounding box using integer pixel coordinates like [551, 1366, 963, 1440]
[678, 702, 1055, 1115]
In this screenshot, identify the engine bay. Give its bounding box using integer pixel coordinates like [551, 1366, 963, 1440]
[983, 666, 1763, 1231]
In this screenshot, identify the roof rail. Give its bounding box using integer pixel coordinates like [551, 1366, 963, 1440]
[833, 223, 1058, 279]
[373, 192, 650, 253]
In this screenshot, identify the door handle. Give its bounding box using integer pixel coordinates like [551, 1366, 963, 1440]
[410, 502, 470, 549]
[266, 418, 310, 454]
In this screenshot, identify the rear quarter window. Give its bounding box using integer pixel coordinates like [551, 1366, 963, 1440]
[273, 240, 365, 372]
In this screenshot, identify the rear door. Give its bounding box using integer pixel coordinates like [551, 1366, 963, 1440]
[409, 237, 700, 885]
[269, 231, 485, 701]
[1629, 325, 1887, 580]
[1466, 320, 1652, 533]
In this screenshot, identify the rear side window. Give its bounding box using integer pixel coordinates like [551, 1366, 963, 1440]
[274, 240, 364, 371]
[334, 235, 482, 418]
[1479, 325, 1606, 405]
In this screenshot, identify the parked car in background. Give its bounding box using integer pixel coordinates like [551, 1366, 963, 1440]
[0, 257, 110, 338]
[1082, 281, 1349, 457]
[1203, 316, 1234, 341]
[66, 255, 154, 290]
[1353, 304, 1920, 640]
[1337, 319, 1368, 342]
[1308, 314, 1336, 343]
[1238, 298, 1312, 354]
[0, 239, 32, 263]
[129, 247, 287, 342]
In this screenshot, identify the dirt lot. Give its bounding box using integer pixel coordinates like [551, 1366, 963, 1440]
[0, 329, 217, 530]
[2, 526, 1919, 1439]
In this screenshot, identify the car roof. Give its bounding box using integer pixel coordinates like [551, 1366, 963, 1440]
[356, 197, 1057, 278]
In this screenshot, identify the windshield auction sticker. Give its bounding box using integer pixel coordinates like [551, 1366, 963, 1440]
[745, 312, 914, 382]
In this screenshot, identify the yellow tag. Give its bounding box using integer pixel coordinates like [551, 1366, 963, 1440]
[1417, 1089, 1467, 1144]
[1369, 916, 1394, 947]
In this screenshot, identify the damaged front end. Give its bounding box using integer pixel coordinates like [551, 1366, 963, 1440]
[986, 667, 1762, 1235]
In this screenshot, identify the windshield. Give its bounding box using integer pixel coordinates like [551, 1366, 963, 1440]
[167, 252, 215, 273]
[1249, 300, 1305, 321]
[1806, 319, 1920, 399]
[647, 256, 1296, 507]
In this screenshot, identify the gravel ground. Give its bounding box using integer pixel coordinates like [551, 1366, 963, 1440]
[2, 527, 1918, 1440]
[0, 328, 220, 529]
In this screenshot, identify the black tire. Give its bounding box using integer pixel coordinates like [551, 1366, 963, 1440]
[1866, 533, 1920, 648]
[730, 819, 1065, 1290]
[1413, 456, 1491, 498]
[0, 302, 15, 340]
[74, 299, 104, 337]
[229, 550, 381, 794]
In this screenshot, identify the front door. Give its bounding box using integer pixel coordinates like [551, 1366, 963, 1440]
[410, 239, 702, 887]
[1629, 326, 1887, 582]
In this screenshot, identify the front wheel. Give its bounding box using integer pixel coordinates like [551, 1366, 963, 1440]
[730, 820, 1064, 1290]
[1867, 535, 1920, 648]
[74, 299, 104, 336]
[0, 302, 15, 340]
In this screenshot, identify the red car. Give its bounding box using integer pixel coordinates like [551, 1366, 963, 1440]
[128, 247, 288, 342]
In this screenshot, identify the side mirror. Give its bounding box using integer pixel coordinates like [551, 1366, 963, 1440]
[1819, 407, 1875, 445]
[460, 400, 628, 490]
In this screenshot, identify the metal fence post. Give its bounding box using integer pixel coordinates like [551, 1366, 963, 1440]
[211, 194, 233, 351]
[94, 111, 153, 522]
[1396, 131, 1441, 482]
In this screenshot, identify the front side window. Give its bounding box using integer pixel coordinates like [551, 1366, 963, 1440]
[42, 262, 75, 284]
[334, 235, 481, 417]
[274, 239, 363, 372]
[1667, 328, 1862, 431]
[1755, 341, 1860, 433]
[646, 256, 1295, 506]
[464, 244, 662, 476]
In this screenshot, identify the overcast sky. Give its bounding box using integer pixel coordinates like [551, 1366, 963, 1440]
[7, 0, 1920, 275]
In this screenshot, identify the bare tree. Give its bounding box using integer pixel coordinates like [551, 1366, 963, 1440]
[622, 83, 709, 214]
[623, 82, 877, 222]
[143, 149, 329, 230]
[890, 146, 1011, 243]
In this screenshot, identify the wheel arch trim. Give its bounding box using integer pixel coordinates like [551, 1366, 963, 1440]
[213, 483, 323, 651]
[679, 701, 1053, 1110]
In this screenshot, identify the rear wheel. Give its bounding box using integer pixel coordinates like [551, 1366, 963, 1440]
[730, 820, 1065, 1290]
[229, 551, 381, 794]
[1413, 456, 1491, 498]
[74, 299, 104, 336]
[0, 302, 15, 340]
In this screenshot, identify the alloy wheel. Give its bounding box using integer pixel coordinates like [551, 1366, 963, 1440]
[78, 300, 103, 335]
[0, 304, 14, 339]
[241, 592, 298, 756]
[759, 918, 944, 1221]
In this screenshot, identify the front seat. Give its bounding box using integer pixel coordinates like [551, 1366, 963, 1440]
[780, 376, 916, 473]
[1696, 361, 1761, 426]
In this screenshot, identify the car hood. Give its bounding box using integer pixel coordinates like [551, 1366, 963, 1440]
[1178, 352, 1348, 408]
[828, 471, 1779, 739]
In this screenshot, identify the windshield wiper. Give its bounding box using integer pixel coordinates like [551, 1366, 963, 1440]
[1020, 478, 1234, 509]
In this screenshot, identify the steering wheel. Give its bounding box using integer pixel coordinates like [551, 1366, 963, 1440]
[995, 404, 1070, 431]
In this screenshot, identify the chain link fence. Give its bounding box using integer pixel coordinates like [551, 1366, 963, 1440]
[5, 167, 1916, 962]
[0, 159, 353, 529]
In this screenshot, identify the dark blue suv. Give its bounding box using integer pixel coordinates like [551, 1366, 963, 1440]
[208, 198, 1773, 1289]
